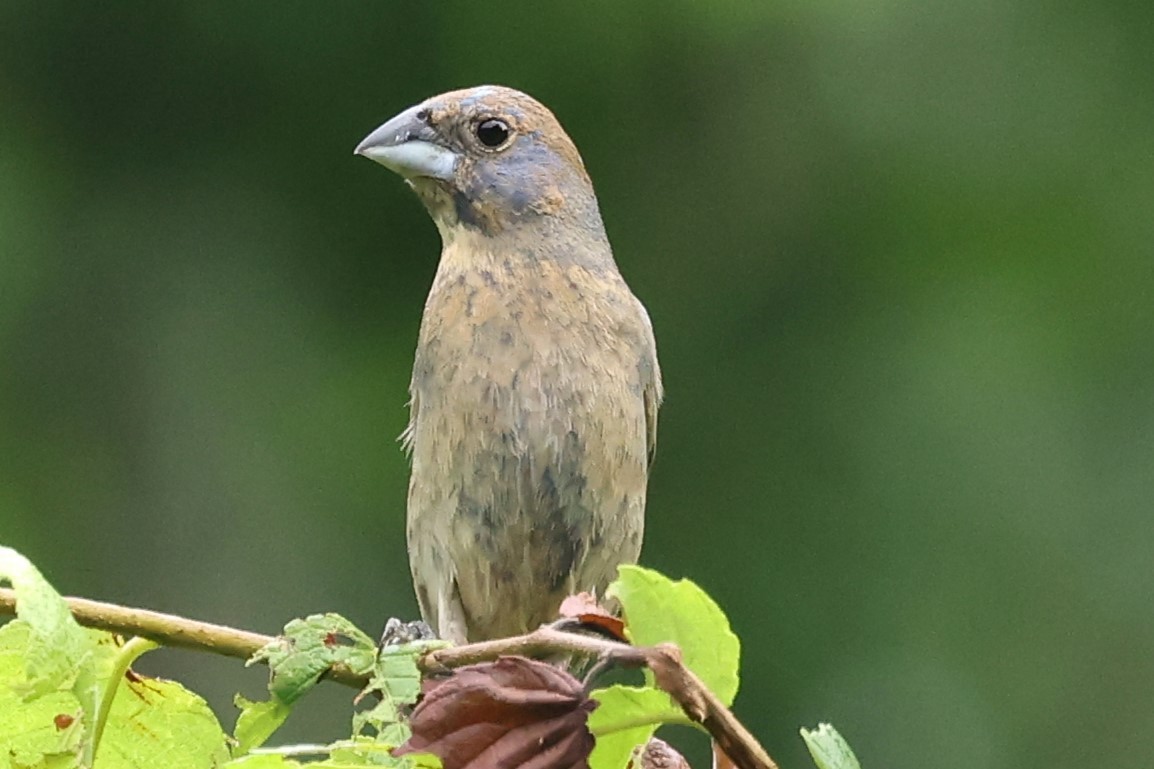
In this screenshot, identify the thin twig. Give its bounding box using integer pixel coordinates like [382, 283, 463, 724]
[419, 626, 648, 670]
[0, 588, 368, 689]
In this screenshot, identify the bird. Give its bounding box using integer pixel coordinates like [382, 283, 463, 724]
[355, 86, 662, 644]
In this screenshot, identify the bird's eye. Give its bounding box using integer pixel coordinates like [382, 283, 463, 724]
[475, 118, 510, 148]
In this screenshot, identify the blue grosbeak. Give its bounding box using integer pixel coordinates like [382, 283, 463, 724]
[356, 86, 662, 643]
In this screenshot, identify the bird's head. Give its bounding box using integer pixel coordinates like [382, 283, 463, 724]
[355, 86, 606, 241]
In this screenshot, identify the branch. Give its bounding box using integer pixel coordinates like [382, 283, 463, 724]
[419, 625, 649, 670]
[0, 589, 778, 769]
[0, 587, 369, 689]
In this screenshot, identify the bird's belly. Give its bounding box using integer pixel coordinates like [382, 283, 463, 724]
[406, 329, 648, 636]
[411, 350, 648, 543]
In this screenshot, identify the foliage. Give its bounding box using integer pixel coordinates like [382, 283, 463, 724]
[0, 546, 859, 768]
[588, 565, 741, 769]
[0, 546, 227, 768]
[801, 724, 862, 769]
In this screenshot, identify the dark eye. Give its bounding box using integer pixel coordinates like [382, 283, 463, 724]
[475, 118, 510, 148]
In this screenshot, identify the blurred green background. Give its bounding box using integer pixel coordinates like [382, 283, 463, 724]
[2, 1, 1152, 767]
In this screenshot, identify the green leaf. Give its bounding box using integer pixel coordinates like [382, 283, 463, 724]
[2, 637, 231, 769]
[0, 546, 124, 766]
[369, 642, 425, 710]
[0, 621, 85, 768]
[233, 695, 292, 755]
[0, 546, 101, 706]
[249, 614, 377, 706]
[394, 750, 442, 769]
[607, 565, 740, 705]
[587, 685, 681, 769]
[0, 547, 231, 768]
[323, 737, 410, 766]
[589, 567, 742, 764]
[801, 723, 862, 769]
[351, 641, 426, 743]
[96, 672, 231, 768]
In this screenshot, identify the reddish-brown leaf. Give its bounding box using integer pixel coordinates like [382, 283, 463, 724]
[395, 656, 597, 769]
[558, 592, 627, 640]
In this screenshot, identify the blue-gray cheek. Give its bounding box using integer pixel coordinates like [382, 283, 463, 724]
[506, 186, 532, 214]
[480, 159, 540, 212]
[450, 161, 539, 230]
[448, 138, 580, 232]
[481, 140, 562, 206]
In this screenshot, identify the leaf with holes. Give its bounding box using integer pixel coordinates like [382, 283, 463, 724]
[249, 613, 377, 705]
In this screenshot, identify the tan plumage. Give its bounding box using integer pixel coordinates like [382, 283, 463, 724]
[356, 86, 661, 643]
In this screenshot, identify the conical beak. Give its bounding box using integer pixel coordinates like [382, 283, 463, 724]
[354, 103, 458, 181]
